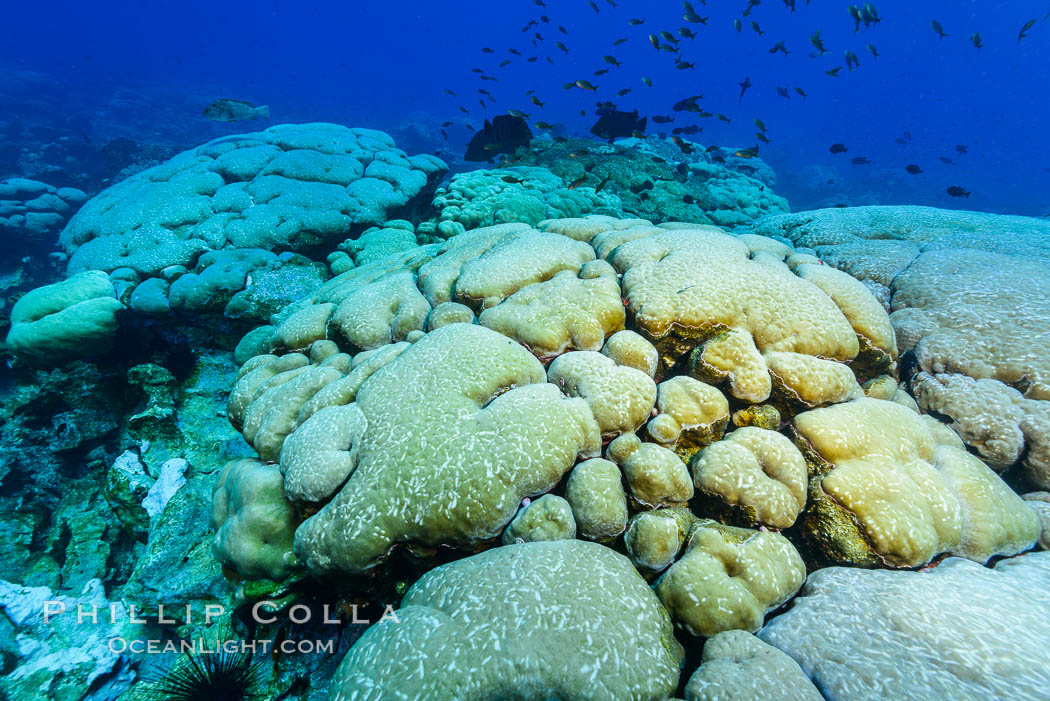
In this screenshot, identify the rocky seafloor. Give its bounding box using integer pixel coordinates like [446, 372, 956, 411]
[1, 123, 1049, 701]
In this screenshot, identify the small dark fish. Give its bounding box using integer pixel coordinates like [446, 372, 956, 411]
[750, 21, 764, 35]
[482, 47, 494, 53]
[499, 60, 512, 67]
[866, 43, 879, 59]
[629, 179, 654, 193]
[618, 88, 632, 96]
[676, 61, 696, 70]
[1019, 19, 1036, 43]
[769, 40, 789, 55]
[756, 132, 771, 144]
[603, 55, 622, 67]
[649, 33, 660, 50]
[556, 41, 568, 53]
[613, 37, 628, 45]
[595, 174, 612, 192]
[754, 118, 767, 132]
[471, 68, 484, 73]
[848, 5, 862, 33]
[660, 30, 678, 43]
[589, 0, 600, 12]
[675, 125, 701, 135]
[739, 76, 752, 102]
[776, 86, 791, 98]
[441, 129, 448, 140]
[502, 176, 525, 184]
[671, 135, 694, 153]
[509, 49, 521, 56]
[531, 96, 545, 108]
[559, 26, 569, 34]
[628, 18, 646, 25]
[443, 89, 457, 96]
[676, 162, 689, 175]
[734, 18, 742, 32]
[441, 121, 453, 127]
[851, 156, 870, 164]
[683, 194, 696, 204]
[956, 144, 968, 154]
[742, 0, 760, 17]
[568, 175, 589, 190]
[905, 164, 923, 174]
[864, 3, 881, 24]
[735, 146, 760, 159]
[653, 115, 674, 123]
[716, 113, 731, 123]
[794, 86, 808, 99]
[642, 76, 653, 87]
[534, 121, 554, 129]
[895, 137, 907, 145]
[594, 69, 609, 76]
[528, 57, 539, 62]
[575, 79, 598, 91]
[810, 30, 827, 55]
[825, 66, 842, 77]
[940, 157, 956, 165]
[541, 15, 550, 22]
[931, 20, 947, 39]
[946, 186, 971, 198]
[970, 32, 983, 49]
[203, 99, 269, 122]
[568, 149, 590, 157]
[679, 28, 697, 40]
[459, 106, 470, 114]
[845, 50, 860, 71]
[829, 143, 848, 154]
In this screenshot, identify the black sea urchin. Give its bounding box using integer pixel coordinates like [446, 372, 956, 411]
[144, 647, 262, 701]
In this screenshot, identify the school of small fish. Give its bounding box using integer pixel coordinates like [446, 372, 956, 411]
[431, 1, 1047, 199]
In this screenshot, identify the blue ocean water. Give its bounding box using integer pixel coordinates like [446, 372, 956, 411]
[3, 0, 1048, 214]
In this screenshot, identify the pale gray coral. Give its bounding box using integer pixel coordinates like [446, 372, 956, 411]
[759, 553, 1050, 701]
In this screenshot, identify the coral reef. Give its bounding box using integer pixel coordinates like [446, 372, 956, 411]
[753, 205, 1050, 489]
[60, 123, 447, 274]
[432, 165, 622, 230]
[512, 137, 789, 228]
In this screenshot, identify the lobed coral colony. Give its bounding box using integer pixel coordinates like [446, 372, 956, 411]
[2, 124, 1049, 701]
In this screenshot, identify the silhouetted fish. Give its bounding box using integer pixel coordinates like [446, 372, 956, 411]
[946, 186, 971, 197]
[829, 143, 848, 154]
[465, 115, 532, 161]
[590, 109, 647, 140]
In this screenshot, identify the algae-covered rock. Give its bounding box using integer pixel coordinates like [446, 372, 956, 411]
[329, 540, 683, 699]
